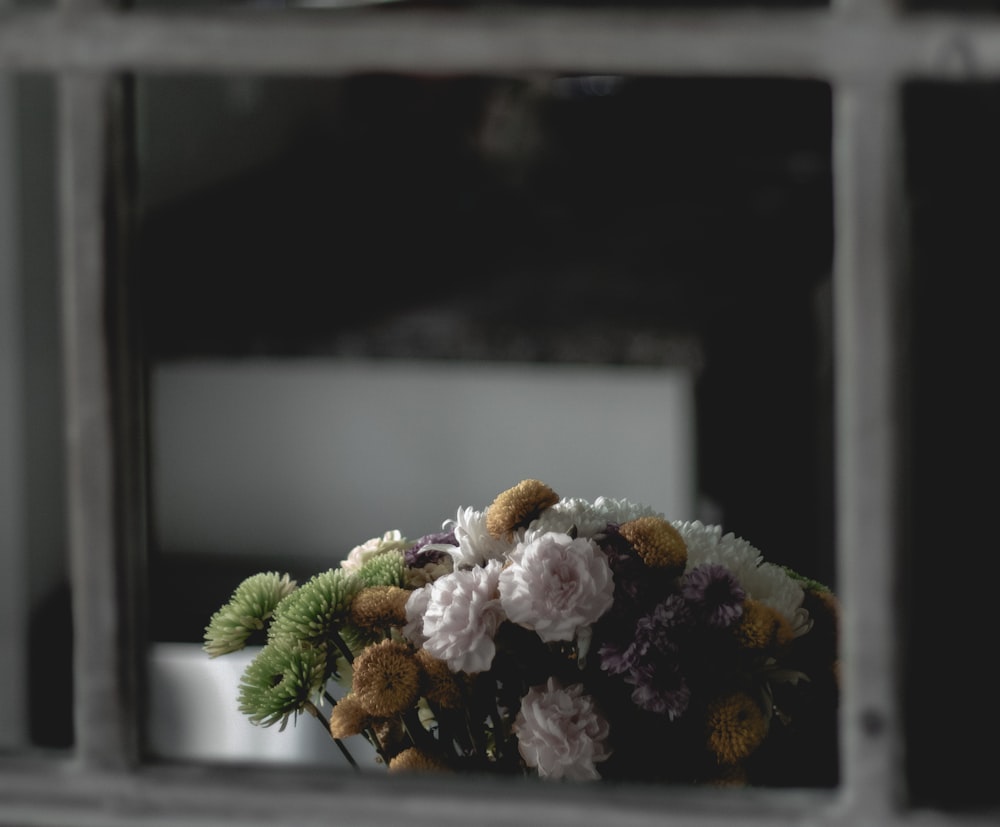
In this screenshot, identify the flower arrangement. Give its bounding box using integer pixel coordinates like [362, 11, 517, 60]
[204, 479, 839, 786]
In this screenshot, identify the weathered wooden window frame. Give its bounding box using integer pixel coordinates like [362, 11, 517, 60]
[2, 1, 999, 825]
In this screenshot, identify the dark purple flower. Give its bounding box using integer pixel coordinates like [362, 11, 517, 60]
[625, 661, 691, 720]
[405, 530, 457, 568]
[634, 593, 691, 654]
[598, 589, 691, 682]
[681, 563, 745, 629]
[598, 638, 641, 676]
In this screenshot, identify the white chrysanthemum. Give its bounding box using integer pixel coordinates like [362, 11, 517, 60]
[444, 506, 519, 568]
[527, 496, 661, 540]
[673, 520, 810, 636]
[340, 530, 408, 572]
[514, 677, 611, 781]
[738, 561, 812, 636]
[674, 520, 762, 581]
[499, 531, 615, 643]
[411, 559, 506, 674]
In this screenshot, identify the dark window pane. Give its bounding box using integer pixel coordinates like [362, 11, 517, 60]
[903, 80, 1000, 810]
[907, 1, 1000, 10]
[1, 73, 71, 754]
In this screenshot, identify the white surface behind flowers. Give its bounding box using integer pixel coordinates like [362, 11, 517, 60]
[151, 358, 697, 559]
[148, 642, 368, 766]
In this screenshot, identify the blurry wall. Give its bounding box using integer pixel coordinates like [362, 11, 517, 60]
[150, 358, 697, 559]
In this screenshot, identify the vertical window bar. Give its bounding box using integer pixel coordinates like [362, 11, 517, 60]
[58, 70, 139, 771]
[0, 58, 28, 752]
[832, 77, 909, 817]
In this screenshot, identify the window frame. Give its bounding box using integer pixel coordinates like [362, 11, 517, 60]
[2, 1, 998, 824]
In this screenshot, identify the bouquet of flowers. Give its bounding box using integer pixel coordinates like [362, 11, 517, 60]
[204, 479, 838, 786]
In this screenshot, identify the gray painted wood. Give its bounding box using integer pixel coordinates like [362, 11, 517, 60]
[0, 50, 28, 753]
[58, 71, 140, 772]
[0, 10, 996, 79]
[0, 755, 998, 827]
[832, 77, 909, 820]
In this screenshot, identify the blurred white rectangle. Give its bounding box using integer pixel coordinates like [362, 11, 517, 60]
[147, 642, 376, 767]
[150, 358, 696, 559]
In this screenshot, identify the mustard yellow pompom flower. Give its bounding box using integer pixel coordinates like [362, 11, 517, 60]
[352, 639, 421, 718]
[619, 515, 687, 574]
[485, 479, 560, 540]
[735, 598, 794, 651]
[415, 648, 466, 710]
[328, 693, 370, 740]
[388, 746, 450, 773]
[350, 585, 411, 632]
[705, 691, 769, 766]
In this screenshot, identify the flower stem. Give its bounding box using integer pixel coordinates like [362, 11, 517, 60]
[400, 706, 438, 755]
[304, 699, 360, 771]
[361, 724, 392, 766]
[330, 631, 355, 665]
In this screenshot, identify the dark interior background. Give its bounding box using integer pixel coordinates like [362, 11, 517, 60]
[135, 74, 837, 643]
[904, 81, 999, 811]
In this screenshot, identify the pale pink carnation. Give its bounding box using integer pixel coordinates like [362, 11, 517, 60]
[402, 584, 433, 648]
[409, 560, 506, 674]
[499, 532, 614, 643]
[514, 678, 611, 780]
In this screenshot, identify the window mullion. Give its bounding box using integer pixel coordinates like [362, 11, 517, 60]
[0, 55, 28, 753]
[59, 69, 140, 772]
[832, 76, 909, 816]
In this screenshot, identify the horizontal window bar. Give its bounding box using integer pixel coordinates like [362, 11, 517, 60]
[2, 756, 1000, 827]
[1, 9, 1000, 79]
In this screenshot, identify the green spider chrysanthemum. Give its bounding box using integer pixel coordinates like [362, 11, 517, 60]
[356, 549, 407, 589]
[237, 639, 328, 730]
[268, 567, 362, 647]
[203, 571, 297, 658]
